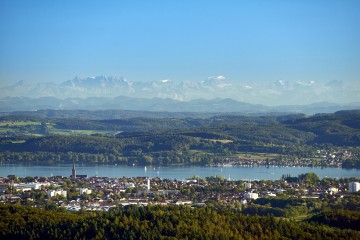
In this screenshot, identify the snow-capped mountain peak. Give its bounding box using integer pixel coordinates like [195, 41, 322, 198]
[0, 76, 358, 106]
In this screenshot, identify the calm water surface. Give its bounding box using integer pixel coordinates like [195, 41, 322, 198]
[1, 164, 359, 180]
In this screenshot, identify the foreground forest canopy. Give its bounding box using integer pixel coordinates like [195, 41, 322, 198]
[0, 110, 359, 167]
[1, 204, 359, 240]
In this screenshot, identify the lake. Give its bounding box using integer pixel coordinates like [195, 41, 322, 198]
[0, 164, 359, 180]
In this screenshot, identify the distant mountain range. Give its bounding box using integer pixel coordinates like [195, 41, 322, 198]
[0, 95, 358, 114]
[0, 75, 358, 113]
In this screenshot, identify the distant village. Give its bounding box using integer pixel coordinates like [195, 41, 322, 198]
[215, 149, 357, 168]
[0, 162, 359, 212]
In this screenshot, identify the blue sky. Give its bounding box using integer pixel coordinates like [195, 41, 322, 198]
[0, 0, 359, 88]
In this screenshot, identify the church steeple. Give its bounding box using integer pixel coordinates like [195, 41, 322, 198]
[72, 161, 76, 179]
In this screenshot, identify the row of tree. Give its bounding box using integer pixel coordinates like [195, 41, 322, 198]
[1, 204, 359, 239]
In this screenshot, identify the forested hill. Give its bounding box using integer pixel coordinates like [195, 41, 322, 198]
[1, 205, 359, 239]
[283, 110, 360, 146]
[0, 109, 283, 120]
[0, 110, 359, 167]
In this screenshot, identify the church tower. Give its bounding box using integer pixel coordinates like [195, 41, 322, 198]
[72, 161, 76, 179]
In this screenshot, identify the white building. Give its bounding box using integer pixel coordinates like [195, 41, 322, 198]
[15, 183, 40, 190]
[13, 182, 50, 191]
[124, 182, 135, 188]
[244, 192, 259, 200]
[47, 189, 67, 198]
[328, 187, 339, 195]
[275, 189, 285, 193]
[244, 182, 252, 189]
[176, 200, 193, 205]
[348, 182, 360, 192]
[240, 199, 247, 205]
[79, 188, 92, 195]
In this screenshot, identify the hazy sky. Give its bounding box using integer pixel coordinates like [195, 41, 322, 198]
[0, 0, 359, 87]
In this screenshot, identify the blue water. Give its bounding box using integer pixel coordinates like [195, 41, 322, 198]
[1, 164, 359, 180]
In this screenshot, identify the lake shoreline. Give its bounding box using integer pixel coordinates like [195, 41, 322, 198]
[1, 160, 359, 169]
[1, 163, 359, 180]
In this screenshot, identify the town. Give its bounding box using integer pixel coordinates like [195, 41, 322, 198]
[214, 149, 357, 168]
[1, 163, 359, 214]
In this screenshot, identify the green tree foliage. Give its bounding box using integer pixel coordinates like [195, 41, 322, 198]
[1, 110, 360, 166]
[308, 210, 360, 231]
[299, 172, 320, 183]
[0, 204, 359, 239]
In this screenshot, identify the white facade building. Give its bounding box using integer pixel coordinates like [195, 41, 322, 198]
[348, 182, 360, 192]
[79, 188, 92, 195]
[47, 189, 67, 198]
[328, 187, 339, 195]
[244, 192, 259, 200]
[240, 199, 248, 205]
[244, 182, 252, 189]
[147, 178, 150, 191]
[13, 182, 50, 191]
[124, 182, 135, 188]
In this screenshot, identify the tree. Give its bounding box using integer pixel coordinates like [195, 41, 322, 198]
[299, 172, 320, 183]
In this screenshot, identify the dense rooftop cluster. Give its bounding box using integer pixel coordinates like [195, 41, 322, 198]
[1, 172, 359, 214]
